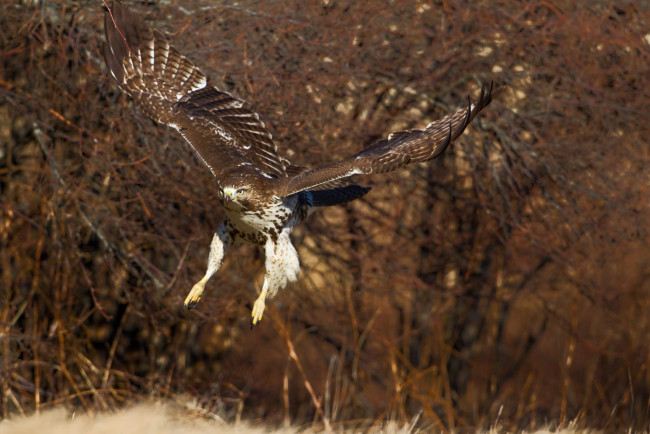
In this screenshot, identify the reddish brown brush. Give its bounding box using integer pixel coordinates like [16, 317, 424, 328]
[0, 0, 648, 431]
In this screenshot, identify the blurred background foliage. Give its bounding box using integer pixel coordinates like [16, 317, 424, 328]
[1, 0, 649, 431]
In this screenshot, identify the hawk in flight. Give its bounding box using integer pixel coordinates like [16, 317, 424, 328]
[103, 1, 498, 326]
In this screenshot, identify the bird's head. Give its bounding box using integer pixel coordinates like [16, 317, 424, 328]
[218, 166, 277, 211]
[218, 183, 251, 210]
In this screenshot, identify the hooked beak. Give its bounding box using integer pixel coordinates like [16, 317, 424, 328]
[224, 193, 232, 204]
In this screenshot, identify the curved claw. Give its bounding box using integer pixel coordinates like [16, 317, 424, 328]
[250, 297, 266, 328]
[183, 277, 207, 310]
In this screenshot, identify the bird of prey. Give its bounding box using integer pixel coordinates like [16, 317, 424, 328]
[103, 1, 498, 326]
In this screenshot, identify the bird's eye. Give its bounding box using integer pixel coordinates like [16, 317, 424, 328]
[237, 188, 246, 195]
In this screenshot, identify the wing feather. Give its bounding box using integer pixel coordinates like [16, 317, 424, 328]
[103, 1, 287, 179]
[276, 82, 498, 197]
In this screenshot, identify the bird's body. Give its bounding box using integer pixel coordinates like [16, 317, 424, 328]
[220, 169, 300, 245]
[103, 1, 499, 326]
[186, 167, 313, 322]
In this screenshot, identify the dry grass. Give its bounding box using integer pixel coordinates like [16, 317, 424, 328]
[1, 0, 649, 432]
[0, 402, 607, 434]
[0, 402, 290, 434]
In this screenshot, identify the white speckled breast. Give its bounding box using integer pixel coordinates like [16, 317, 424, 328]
[225, 194, 301, 245]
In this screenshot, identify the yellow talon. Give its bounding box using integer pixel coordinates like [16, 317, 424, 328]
[183, 277, 208, 310]
[250, 292, 267, 327]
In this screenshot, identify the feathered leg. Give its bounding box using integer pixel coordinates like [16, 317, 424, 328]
[251, 231, 300, 326]
[183, 222, 232, 310]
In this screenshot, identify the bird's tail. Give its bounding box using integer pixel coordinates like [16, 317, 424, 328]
[306, 185, 371, 207]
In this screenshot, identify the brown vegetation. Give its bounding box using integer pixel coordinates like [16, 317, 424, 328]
[1, 0, 649, 431]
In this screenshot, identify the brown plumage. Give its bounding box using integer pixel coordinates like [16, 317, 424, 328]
[103, 1, 499, 326]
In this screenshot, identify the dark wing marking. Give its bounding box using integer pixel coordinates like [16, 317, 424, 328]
[276, 82, 498, 197]
[308, 185, 371, 207]
[286, 163, 371, 205]
[103, 1, 287, 179]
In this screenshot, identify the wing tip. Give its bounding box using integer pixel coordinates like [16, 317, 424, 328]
[476, 80, 506, 110]
[103, 0, 134, 86]
[453, 80, 503, 137]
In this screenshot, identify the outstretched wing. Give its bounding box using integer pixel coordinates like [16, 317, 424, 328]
[285, 163, 371, 207]
[103, 1, 287, 179]
[276, 83, 497, 197]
